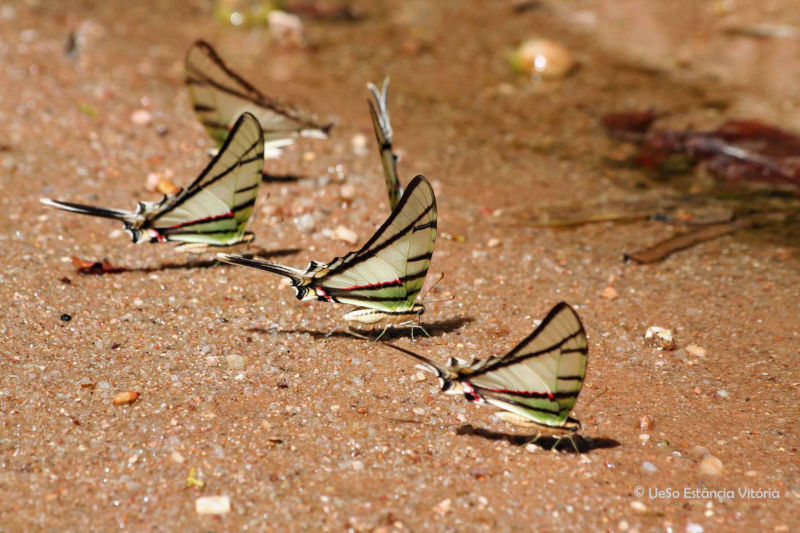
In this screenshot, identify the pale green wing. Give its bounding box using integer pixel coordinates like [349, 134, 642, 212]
[314, 175, 437, 312]
[185, 40, 331, 150]
[367, 78, 403, 210]
[467, 303, 588, 427]
[146, 112, 264, 245]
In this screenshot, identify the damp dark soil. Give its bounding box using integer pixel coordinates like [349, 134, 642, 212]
[1, 1, 798, 531]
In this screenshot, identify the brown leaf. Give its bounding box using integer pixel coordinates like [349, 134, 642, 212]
[72, 256, 126, 275]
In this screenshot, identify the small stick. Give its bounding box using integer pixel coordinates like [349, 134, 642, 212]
[624, 218, 754, 264]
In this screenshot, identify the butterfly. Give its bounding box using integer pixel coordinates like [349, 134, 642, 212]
[41, 112, 265, 252]
[384, 302, 588, 450]
[217, 175, 437, 336]
[185, 39, 332, 159]
[367, 77, 403, 210]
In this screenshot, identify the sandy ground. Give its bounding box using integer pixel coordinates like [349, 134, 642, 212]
[1, 1, 798, 531]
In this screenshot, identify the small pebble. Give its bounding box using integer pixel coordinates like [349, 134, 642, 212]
[294, 213, 315, 233]
[433, 498, 452, 515]
[639, 433, 651, 444]
[351, 134, 368, 156]
[412, 372, 427, 383]
[412, 407, 426, 416]
[716, 389, 729, 399]
[685, 523, 704, 533]
[331, 225, 359, 245]
[225, 354, 245, 370]
[145, 172, 161, 192]
[630, 500, 648, 512]
[641, 461, 658, 473]
[699, 455, 724, 476]
[130, 109, 153, 126]
[268, 10, 304, 47]
[487, 238, 501, 248]
[112, 391, 139, 406]
[639, 414, 653, 431]
[340, 184, 357, 201]
[170, 451, 185, 464]
[195, 495, 231, 515]
[601, 286, 618, 300]
[644, 326, 674, 350]
[686, 344, 707, 358]
[60, 313, 72, 322]
[510, 39, 576, 80]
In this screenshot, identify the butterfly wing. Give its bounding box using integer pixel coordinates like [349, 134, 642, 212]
[314, 175, 437, 313]
[466, 303, 588, 427]
[146, 112, 265, 246]
[185, 40, 331, 152]
[367, 78, 403, 210]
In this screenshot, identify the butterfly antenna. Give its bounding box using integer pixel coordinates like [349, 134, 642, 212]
[419, 272, 454, 305]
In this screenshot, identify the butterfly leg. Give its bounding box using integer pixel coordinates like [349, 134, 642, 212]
[373, 324, 392, 342]
[407, 322, 430, 341]
[345, 326, 372, 340]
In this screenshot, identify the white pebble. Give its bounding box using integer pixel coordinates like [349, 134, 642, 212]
[699, 455, 724, 476]
[351, 133, 368, 156]
[268, 10, 303, 46]
[340, 183, 357, 200]
[686, 523, 704, 533]
[331, 225, 358, 245]
[641, 461, 658, 472]
[510, 39, 575, 80]
[294, 213, 315, 233]
[195, 495, 231, 515]
[630, 500, 648, 512]
[225, 354, 245, 370]
[433, 498, 452, 514]
[686, 344, 707, 358]
[644, 326, 674, 350]
[130, 109, 153, 126]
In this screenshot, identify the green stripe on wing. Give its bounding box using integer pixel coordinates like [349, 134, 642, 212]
[216, 175, 437, 321]
[314, 175, 437, 314]
[382, 302, 588, 430]
[41, 112, 265, 249]
[150, 112, 264, 246]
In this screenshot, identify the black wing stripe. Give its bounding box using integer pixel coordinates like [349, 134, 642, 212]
[187, 40, 332, 129]
[475, 330, 584, 372]
[474, 385, 580, 400]
[414, 221, 436, 231]
[325, 289, 421, 303]
[235, 183, 259, 194]
[408, 251, 433, 263]
[232, 197, 256, 213]
[326, 203, 434, 275]
[152, 137, 261, 219]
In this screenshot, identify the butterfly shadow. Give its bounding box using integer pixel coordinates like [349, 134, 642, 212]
[455, 424, 620, 454]
[274, 316, 475, 340]
[72, 248, 300, 275]
[261, 171, 307, 183]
